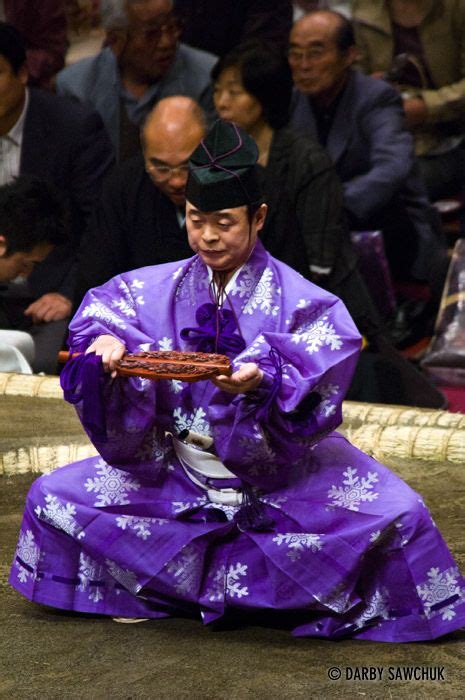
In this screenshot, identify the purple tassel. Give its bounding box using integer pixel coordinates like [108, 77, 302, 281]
[236, 485, 274, 532]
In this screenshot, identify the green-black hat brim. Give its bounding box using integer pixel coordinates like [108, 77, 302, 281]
[186, 166, 262, 211]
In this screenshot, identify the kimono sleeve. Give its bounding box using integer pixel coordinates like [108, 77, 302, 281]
[64, 274, 172, 477]
[68, 273, 152, 352]
[209, 295, 362, 489]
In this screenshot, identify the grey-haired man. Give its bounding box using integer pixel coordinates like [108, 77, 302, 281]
[57, 0, 216, 162]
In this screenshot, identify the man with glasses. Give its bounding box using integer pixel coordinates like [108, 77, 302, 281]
[74, 96, 205, 307]
[289, 10, 447, 320]
[57, 0, 216, 162]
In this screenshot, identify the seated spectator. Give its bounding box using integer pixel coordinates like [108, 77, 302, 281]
[353, 0, 465, 202]
[0, 22, 115, 372]
[0, 177, 70, 374]
[289, 10, 447, 302]
[74, 95, 205, 306]
[211, 41, 380, 340]
[211, 40, 445, 407]
[1, 0, 68, 88]
[174, 0, 293, 57]
[57, 0, 216, 162]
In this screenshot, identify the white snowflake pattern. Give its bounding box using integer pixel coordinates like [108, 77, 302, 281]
[105, 558, 141, 594]
[158, 336, 173, 351]
[229, 264, 255, 298]
[354, 589, 390, 628]
[297, 298, 311, 309]
[170, 379, 184, 394]
[111, 298, 136, 318]
[130, 278, 145, 290]
[327, 467, 379, 511]
[35, 495, 84, 539]
[84, 459, 140, 507]
[226, 563, 249, 599]
[417, 566, 464, 621]
[136, 376, 151, 391]
[232, 267, 280, 316]
[15, 530, 40, 583]
[171, 496, 208, 514]
[240, 334, 266, 359]
[204, 502, 239, 521]
[239, 427, 277, 476]
[291, 314, 342, 354]
[369, 530, 381, 543]
[205, 565, 226, 602]
[173, 407, 211, 437]
[111, 280, 145, 317]
[165, 544, 203, 596]
[272, 533, 323, 561]
[315, 382, 340, 418]
[115, 515, 168, 539]
[77, 553, 105, 602]
[82, 301, 127, 329]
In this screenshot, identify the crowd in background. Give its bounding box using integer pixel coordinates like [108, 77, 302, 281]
[0, 0, 464, 407]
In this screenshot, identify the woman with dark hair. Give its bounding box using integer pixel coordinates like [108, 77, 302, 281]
[212, 41, 378, 336]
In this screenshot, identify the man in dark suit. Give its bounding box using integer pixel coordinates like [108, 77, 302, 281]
[289, 10, 446, 294]
[0, 22, 114, 373]
[74, 95, 205, 307]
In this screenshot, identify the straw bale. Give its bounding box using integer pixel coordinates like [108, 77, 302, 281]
[1, 372, 464, 475]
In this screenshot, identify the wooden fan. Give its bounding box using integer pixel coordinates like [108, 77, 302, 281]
[58, 350, 232, 382]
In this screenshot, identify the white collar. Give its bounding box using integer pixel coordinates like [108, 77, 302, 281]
[207, 264, 244, 301]
[6, 88, 29, 146]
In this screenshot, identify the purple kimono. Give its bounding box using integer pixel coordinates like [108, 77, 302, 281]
[10, 241, 465, 640]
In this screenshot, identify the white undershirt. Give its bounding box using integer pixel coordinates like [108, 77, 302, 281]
[0, 89, 30, 187]
[207, 264, 244, 305]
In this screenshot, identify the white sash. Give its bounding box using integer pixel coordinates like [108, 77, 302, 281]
[172, 435, 243, 506]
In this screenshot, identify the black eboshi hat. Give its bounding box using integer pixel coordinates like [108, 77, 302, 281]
[186, 120, 263, 211]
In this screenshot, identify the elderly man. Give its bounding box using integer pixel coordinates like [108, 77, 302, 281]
[74, 96, 205, 306]
[57, 0, 215, 161]
[289, 10, 446, 296]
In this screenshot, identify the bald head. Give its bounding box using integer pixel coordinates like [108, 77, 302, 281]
[142, 96, 206, 206]
[289, 10, 356, 100]
[143, 96, 205, 143]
